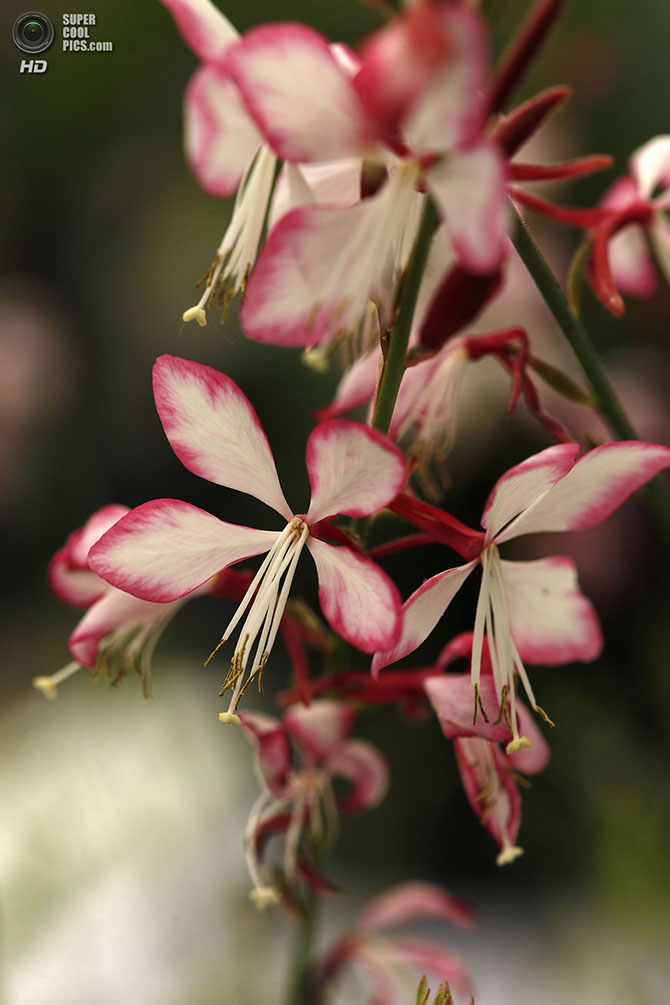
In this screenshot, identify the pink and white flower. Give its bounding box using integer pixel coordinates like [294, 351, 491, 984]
[239, 700, 388, 907]
[373, 441, 670, 750]
[312, 881, 475, 1002]
[231, 4, 507, 352]
[160, 0, 277, 325]
[592, 136, 670, 310]
[35, 504, 204, 698]
[89, 355, 406, 720]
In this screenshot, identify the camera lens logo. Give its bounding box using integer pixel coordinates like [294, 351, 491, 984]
[12, 11, 55, 54]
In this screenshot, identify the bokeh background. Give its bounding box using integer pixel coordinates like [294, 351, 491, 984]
[2, 1, 670, 1002]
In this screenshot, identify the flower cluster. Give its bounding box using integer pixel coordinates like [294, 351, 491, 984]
[39, 0, 670, 1000]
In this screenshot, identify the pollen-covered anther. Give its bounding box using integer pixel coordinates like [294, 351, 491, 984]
[249, 885, 281, 910]
[182, 305, 207, 326]
[505, 735, 531, 755]
[219, 711, 241, 726]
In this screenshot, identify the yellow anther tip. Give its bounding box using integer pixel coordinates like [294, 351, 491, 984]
[219, 711, 241, 726]
[301, 347, 330, 373]
[249, 886, 280, 911]
[183, 306, 207, 327]
[496, 845, 524, 867]
[33, 676, 58, 700]
[505, 736, 531, 755]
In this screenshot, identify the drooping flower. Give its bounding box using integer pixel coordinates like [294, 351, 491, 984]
[311, 881, 475, 1003]
[35, 504, 205, 698]
[160, 0, 277, 324]
[238, 700, 388, 907]
[373, 441, 670, 750]
[230, 3, 507, 352]
[89, 355, 406, 721]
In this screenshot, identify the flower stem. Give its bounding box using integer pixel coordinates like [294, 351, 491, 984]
[284, 892, 318, 1005]
[511, 202, 670, 540]
[372, 196, 438, 435]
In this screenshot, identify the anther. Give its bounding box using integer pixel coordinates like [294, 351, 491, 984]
[505, 735, 531, 755]
[473, 682, 489, 726]
[249, 886, 281, 911]
[496, 845, 524, 866]
[183, 306, 207, 326]
[219, 711, 241, 726]
[535, 704, 555, 727]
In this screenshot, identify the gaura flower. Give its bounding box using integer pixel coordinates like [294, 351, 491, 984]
[230, 3, 507, 352]
[311, 881, 475, 1003]
[591, 136, 670, 312]
[238, 700, 388, 907]
[35, 504, 203, 699]
[373, 441, 670, 750]
[89, 355, 406, 721]
[424, 634, 550, 866]
[160, 0, 276, 324]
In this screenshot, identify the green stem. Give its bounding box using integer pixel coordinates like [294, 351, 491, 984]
[372, 196, 438, 434]
[284, 892, 317, 1005]
[511, 202, 670, 541]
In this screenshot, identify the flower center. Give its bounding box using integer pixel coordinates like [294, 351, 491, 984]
[213, 518, 310, 719]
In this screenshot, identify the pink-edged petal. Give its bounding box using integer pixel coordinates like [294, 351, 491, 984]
[283, 700, 354, 763]
[359, 882, 475, 932]
[69, 587, 183, 669]
[327, 739, 389, 812]
[428, 142, 508, 273]
[608, 225, 656, 297]
[305, 421, 406, 523]
[425, 673, 515, 745]
[307, 539, 402, 653]
[506, 704, 550, 775]
[238, 711, 292, 796]
[229, 24, 372, 162]
[498, 442, 670, 541]
[184, 64, 263, 198]
[372, 562, 478, 677]
[631, 135, 670, 199]
[48, 504, 129, 607]
[649, 214, 670, 287]
[160, 0, 237, 62]
[88, 499, 277, 603]
[315, 351, 378, 423]
[481, 443, 580, 544]
[501, 556, 603, 665]
[454, 736, 521, 861]
[374, 937, 473, 996]
[153, 355, 291, 518]
[354, 2, 486, 153]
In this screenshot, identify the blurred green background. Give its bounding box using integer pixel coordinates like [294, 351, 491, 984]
[2, 1, 670, 1002]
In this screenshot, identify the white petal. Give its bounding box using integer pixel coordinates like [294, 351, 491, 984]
[372, 562, 478, 676]
[501, 557, 603, 665]
[630, 135, 670, 199]
[498, 441, 670, 540]
[306, 421, 406, 523]
[89, 499, 277, 602]
[283, 701, 354, 762]
[153, 355, 291, 518]
[160, 0, 238, 61]
[308, 539, 402, 652]
[481, 443, 579, 544]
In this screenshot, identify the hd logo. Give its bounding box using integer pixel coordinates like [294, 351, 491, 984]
[20, 59, 47, 73]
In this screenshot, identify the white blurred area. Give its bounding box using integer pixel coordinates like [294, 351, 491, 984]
[1, 666, 289, 1005]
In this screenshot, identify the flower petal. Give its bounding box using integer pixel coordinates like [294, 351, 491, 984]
[359, 882, 476, 932]
[608, 225, 656, 297]
[153, 355, 291, 518]
[631, 135, 670, 200]
[283, 700, 355, 762]
[184, 64, 263, 198]
[229, 24, 372, 161]
[315, 351, 378, 423]
[69, 587, 182, 669]
[307, 539, 402, 653]
[305, 420, 406, 523]
[160, 0, 238, 62]
[454, 736, 521, 861]
[238, 711, 292, 796]
[89, 499, 277, 602]
[372, 562, 478, 677]
[481, 442, 579, 544]
[498, 441, 670, 540]
[374, 937, 473, 996]
[428, 142, 508, 273]
[506, 704, 550, 775]
[327, 739, 389, 812]
[424, 673, 515, 745]
[501, 556, 603, 665]
[48, 505, 129, 607]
